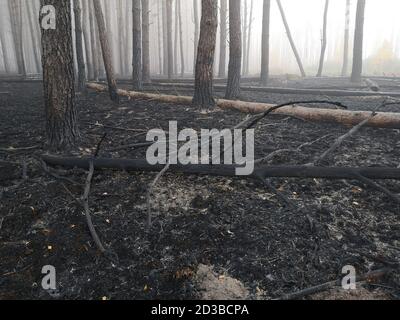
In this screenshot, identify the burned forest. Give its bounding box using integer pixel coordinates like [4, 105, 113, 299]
[0, 0, 399, 305]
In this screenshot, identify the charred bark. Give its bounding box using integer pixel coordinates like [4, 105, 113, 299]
[218, 0, 227, 78]
[132, 0, 143, 90]
[225, 0, 242, 99]
[142, 0, 150, 83]
[193, 0, 218, 108]
[73, 0, 87, 93]
[40, 0, 79, 150]
[43, 155, 400, 181]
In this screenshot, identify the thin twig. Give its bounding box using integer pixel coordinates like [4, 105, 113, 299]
[254, 134, 332, 165]
[354, 172, 400, 205]
[313, 101, 386, 166]
[146, 161, 171, 230]
[276, 268, 389, 300]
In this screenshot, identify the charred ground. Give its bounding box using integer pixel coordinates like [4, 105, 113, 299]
[0, 80, 399, 299]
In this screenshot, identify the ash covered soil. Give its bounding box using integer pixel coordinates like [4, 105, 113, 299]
[0, 80, 399, 300]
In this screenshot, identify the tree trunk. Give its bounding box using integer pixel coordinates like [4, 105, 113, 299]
[88, 83, 400, 130]
[157, 1, 163, 75]
[177, 0, 185, 77]
[193, 0, 218, 108]
[43, 155, 400, 181]
[93, 0, 119, 102]
[351, 0, 366, 83]
[142, 0, 150, 83]
[316, 0, 329, 77]
[40, 0, 79, 150]
[0, 16, 12, 73]
[174, 0, 179, 75]
[89, 0, 99, 80]
[260, 0, 271, 86]
[132, 0, 142, 90]
[218, 0, 227, 78]
[82, 0, 94, 80]
[117, 0, 125, 76]
[276, 0, 306, 78]
[8, 0, 26, 76]
[245, 0, 254, 75]
[242, 0, 247, 75]
[341, 0, 351, 76]
[73, 0, 87, 93]
[162, 0, 168, 76]
[166, 0, 173, 79]
[27, 0, 41, 73]
[193, 0, 200, 74]
[225, 0, 242, 99]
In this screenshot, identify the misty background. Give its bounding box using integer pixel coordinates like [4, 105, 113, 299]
[0, 0, 399, 77]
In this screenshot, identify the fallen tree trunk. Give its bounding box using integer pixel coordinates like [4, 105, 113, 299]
[42, 155, 400, 180]
[145, 81, 400, 98]
[87, 83, 400, 129]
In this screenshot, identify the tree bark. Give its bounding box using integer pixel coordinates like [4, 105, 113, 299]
[43, 155, 400, 181]
[316, 0, 329, 77]
[341, 0, 351, 76]
[8, 0, 26, 76]
[0, 16, 12, 73]
[132, 0, 143, 90]
[193, 0, 218, 108]
[41, 0, 79, 150]
[260, 0, 271, 86]
[157, 1, 163, 75]
[225, 0, 242, 99]
[193, 0, 200, 74]
[242, 0, 247, 75]
[166, 0, 173, 79]
[218, 0, 227, 78]
[89, 83, 400, 129]
[351, 0, 366, 83]
[89, 0, 99, 80]
[245, 0, 254, 75]
[177, 0, 185, 77]
[93, 0, 119, 103]
[174, 0, 179, 75]
[117, 0, 125, 76]
[82, 0, 94, 80]
[276, 0, 306, 78]
[142, 0, 150, 83]
[73, 0, 87, 93]
[27, 0, 41, 73]
[162, 0, 168, 76]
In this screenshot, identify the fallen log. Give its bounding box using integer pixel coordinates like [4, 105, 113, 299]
[88, 83, 400, 129]
[42, 155, 400, 181]
[144, 81, 400, 98]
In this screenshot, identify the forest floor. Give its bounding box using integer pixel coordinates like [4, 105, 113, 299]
[0, 79, 399, 300]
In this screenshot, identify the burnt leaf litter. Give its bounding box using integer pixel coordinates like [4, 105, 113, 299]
[0, 79, 399, 300]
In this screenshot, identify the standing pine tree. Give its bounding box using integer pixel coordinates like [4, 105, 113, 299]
[351, 0, 366, 83]
[225, 0, 242, 99]
[260, 0, 271, 86]
[193, 0, 218, 108]
[132, 0, 143, 90]
[93, 0, 119, 102]
[40, 0, 79, 150]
